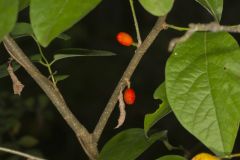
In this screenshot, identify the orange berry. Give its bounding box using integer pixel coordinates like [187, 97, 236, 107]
[123, 88, 136, 105]
[116, 32, 133, 46]
[192, 153, 220, 160]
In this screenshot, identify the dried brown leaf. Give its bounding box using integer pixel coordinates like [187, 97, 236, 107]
[7, 63, 24, 95]
[114, 89, 126, 129]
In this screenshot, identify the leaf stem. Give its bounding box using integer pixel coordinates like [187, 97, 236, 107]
[39, 60, 48, 67]
[129, 0, 142, 46]
[221, 153, 240, 159]
[32, 36, 56, 85]
[166, 24, 189, 31]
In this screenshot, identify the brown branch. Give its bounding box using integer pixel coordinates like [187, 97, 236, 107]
[3, 15, 168, 159]
[3, 35, 98, 160]
[169, 22, 240, 51]
[93, 16, 167, 142]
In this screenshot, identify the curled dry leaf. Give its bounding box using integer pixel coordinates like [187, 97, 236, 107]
[114, 89, 126, 129]
[7, 62, 24, 95]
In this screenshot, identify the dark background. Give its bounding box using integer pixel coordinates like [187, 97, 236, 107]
[0, 0, 240, 159]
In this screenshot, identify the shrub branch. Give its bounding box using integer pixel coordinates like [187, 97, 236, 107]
[93, 15, 167, 142]
[2, 15, 167, 160]
[3, 35, 98, 160]
[168, 22, 240, 51]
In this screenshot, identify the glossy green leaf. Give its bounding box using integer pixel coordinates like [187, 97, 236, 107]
[156, 155, 186, 160]
[52, 48, 116, 64]
[99, 128, 167, 160]
[144, 82, 171, 135]
[0, 62, 20, 79]
[139, 0, 174, 16]
[30, 0, 101, 47]
[0, 0, 18, 41]
[17, 135, 39, 147]
[166, 32, 240, 155]
[195, 0, 223, 22]
[19, 0, 29, 11]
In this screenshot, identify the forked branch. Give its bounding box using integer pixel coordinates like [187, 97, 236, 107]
[2, 15, 167, 160]
[168, 22, 240, 51]
[3, 35, 98, 160]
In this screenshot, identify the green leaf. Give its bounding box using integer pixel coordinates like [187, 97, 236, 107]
[30, 54, 42, 62]
[54, 74, 70, 83]
[52, 48, 116, 64]
[99, 128, 167, 160]
[19, 0, 30, 11]
[0, 62, 20, 79]
[30, 0, 101, 47]
[11, 22, 33, 38]
[0, 0, 18, 41]
[195, 0, 223, 22]
[57, 33, 71, 40]
[166, 32, 240, 155]
[156, 155, 186, 160]
[138, 0, 174, 16]
[17, 135, 39, 148]
[11, 22, 71, 40]
[144, 82, 171, 135]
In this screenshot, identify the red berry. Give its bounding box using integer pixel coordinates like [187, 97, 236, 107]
[123, 88, 136, 105]
[116, 32, 133, 46]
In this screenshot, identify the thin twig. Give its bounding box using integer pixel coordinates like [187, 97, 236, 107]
[169, 22, 240, 51]
[0, 147, 46, 160]
[129, 0, 142, 46]
[32, 36, 57, 86]
[93, 16, 167, 142]
[3, 35, 98, 160]
[221, 153, 240, 159]
[165, 24, 189, 31]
